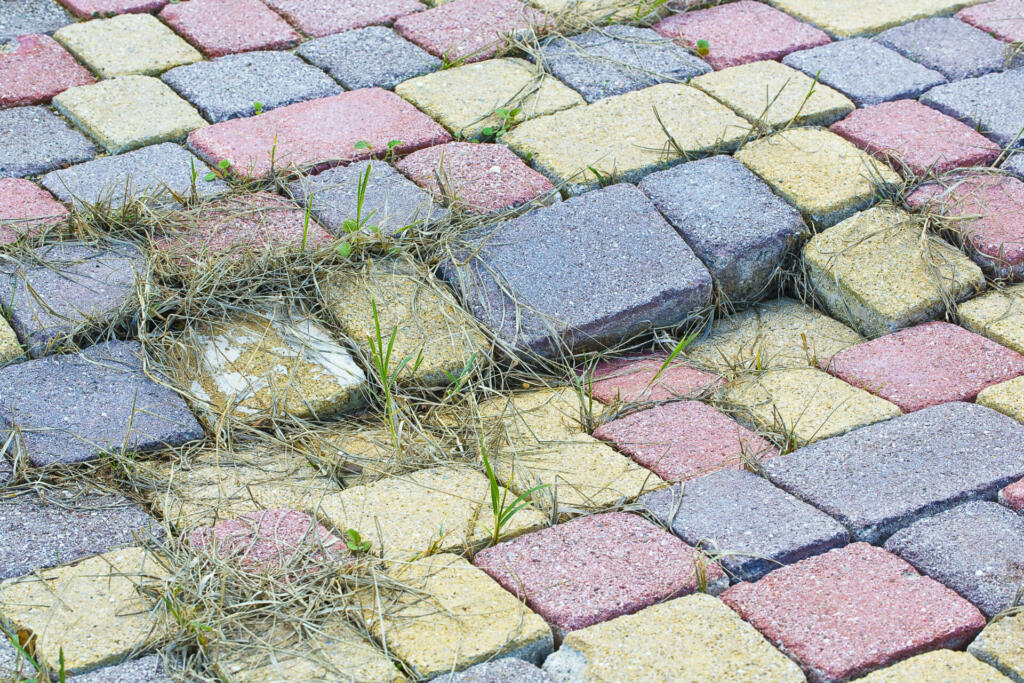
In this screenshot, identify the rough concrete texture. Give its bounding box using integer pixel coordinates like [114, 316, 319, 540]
[0, 319, 20, 365]
[473, 387, 590, 444]
[262, 0, 425, 38]
[958, 0, 1024, 42]
[72, 655, 173, 683]
[0, 0, 73, 42]
[857, 650, 1011, 682]
[297, 26, 440, 90]
[1006, 153, 1024, 180]
[959, 284, 1024, 354]
[0, 105, 96, 178]
[770, 0, 983, 37]
[436, 658, 554, 682]
[0, 34, 95, 109]
[979, 376, 1024, 423]
[0, 178, 67, 245]
[300, 424, 446, 485]
[921, 69, 1024, 148]
[59, 0, 167, 18]
[970, 611, 1024, 681]
[158, 0, 300, 57]
[54, 14, 201, 78]
[587, 353, 722, 403]
[876, 17, 1021, 81]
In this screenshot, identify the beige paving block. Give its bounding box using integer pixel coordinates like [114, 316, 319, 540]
[977, 376, 1024, 423]
[54, 14, 201, 79]
[970, 612, 1024, 682]
[395, 58, 583, 140]
[0, 318, 22, 364]
[476, 387, 591, 443]
[299, 424, 448, 484]
[803, 206, 985, 337]
[358, 553, 552, 678]
[736, 127, 901, 227]
[958, 285, 1024, 354]
[692, 61, 854, 130]
[768, 0, 986, 38]
[504, 83, 750, 195]
[0, 547, 169, 674]
[528, 0, 665, 20]
[859, 650, 1011, 682]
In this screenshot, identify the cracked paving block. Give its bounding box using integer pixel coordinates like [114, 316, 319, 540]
[859, 650, 1010, 683]
[979, 376, 1024, 422]
[768, 0, 986, 38]
[803, 206, 985, 337]
[394, 0, 547, 63]
[921, 69, 1024, 149]
[721, 543, 986, 682]
[960, 286, 1024, 354]
[763, 401, 1024, 543]
[876, 17, 1020, 81]
[0, 178, 67, 245]
[437, 658, 553, 683]
[971, 612, 1024, 682]
[0, 105, 96, 179]
[0, 0, 73, 42]
[586, 352, 722, 404]
[73, 655, 173, 683]
[297, 26, 439, 91]
[159, 0, 300, 57]
[958, 0, 1024, 42]
[54, 14, 201, 79]
[0, 34, 95, 109]
[60, 0, 166, 18]
[263, 0, 424, 38]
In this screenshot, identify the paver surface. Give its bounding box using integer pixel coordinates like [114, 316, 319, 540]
[296, 26, 440, 91]
[970, 612, 1024, 681]
[921, 69, 1024, 149]
[875, 17, 1020, 81]
[158, 0, 300, 58]
[0, 178, 67, 244]
[54, 13, 201, 78]
[0, 105, 96, 178]
[0, 34, 95, 109]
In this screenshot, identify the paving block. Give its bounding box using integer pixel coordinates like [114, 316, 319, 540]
[162, 51, 340, 124]
[782, 38, 947, 107]
[979, 376, 1024, 422]
[54, 14, 201, 79]
[0, 0, 73, 42]
[297, 26, 440, 91]
[527, 0, 665, 20]
[884, 501, 1024, 618]
[188, 88, 450, 179]
[395, 58, 583, 140]
[542, 594, 805, 682]
[921, 69, 1024, 148]
[474, 512, 727, 636]
[639, 155, 807, 301]
[0, 178, 67, 245]
[769, 0, 985, 38]
[0, 105, 96, 178]
[876, 17, 1020, 81]
[437, 658, 553, 683]
[442, 184, 712, 356]
[59, 0, 166, 18]
[0, 319, 20, 365]
[1005, 153, 1024, 180]
[54, 76, 207, 154]
[970, 612, 1024, 682]
[735, 127, 901, 227]
[473, 386, 588, 444]
[855, 649, 1010, 682]
[958, 0, 1024, 42]
[763, 401, 1024, 543]
[299, 424, 446, 485]
[159, 0, 300, 57]
[803, 206, 985, 337]
[586, 352, 722, 404]
[0, 34, 95, 109]
[73, 655, 173, 683]
[262, 0, 424, 38]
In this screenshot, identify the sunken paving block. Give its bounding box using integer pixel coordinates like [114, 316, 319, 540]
[979, 376, 1024, 422]
[922, 69, 1024, 149]
[875, 17, 1020, 81]
[586, 352, 722, 404]
[0, 320, 20, 365]
[0, 178, 67, 245]
[158, 0, 300, 57]
[769, 0, 985, 38]
[735, 127, 901, 227]
[437, 658, 554, 683]
[641, 470, 850, 583]
[263, 0, 424, 38]
[394, 0, 547, 63]
[859, 650, 1011, 683]
[1002, 477, 1024, 511]
[73, 655, 173, 683]
[162, 51, 341, 123]
[60, 0, 166, 17]
[188, 88, 451, 179]
[803, 206, 985, 337]
[442, 184, 713, 356]
[721, 543, 987, 683]
[762, 401, 1024, 543]
[297, 26, 440, 91]
[0, 105, 96, 178]
[884, 501, 1024, 618]
[638, 155, 807, 302]
[0, 34, 95, 109]
[542, 594, 805, 682]
[958, 0, 1024, 42]
[971, 612, 1024, 682]
[0, 0, 73, 42]
[959, 285, 1024, 354]
[394, 58, 583, 141]
[54, 14, 201, 79]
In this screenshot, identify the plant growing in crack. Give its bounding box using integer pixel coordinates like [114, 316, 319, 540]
[480, 107, 521, 141]
[367, 298, 423, 446]
[478, 438, 548, 546]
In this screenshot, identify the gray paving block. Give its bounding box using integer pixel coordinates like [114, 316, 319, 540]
[0, 0, 73, 42]
[782, 38, 947, 107]
[0, 242, 144, 357]
[638, 155, 806, 303]
[0, 340, 204, 467]
[641, 470, 849, 583]
[0, 106, 96, 178]
[764, 402, 1024, 544]
[297, 26, 440, 90]
[71, 655, 173, 683]
[876, 17, 1020, 82]
[1003, 152, 1024, 180]
[884, 501, 1024, 618]
[40, 142, 228, 207]
[442, 183, 712, 357]
[161, 51, 341, 124]
[921, 69, 1024, 148]
[539, 25, 711, 103]
[434, 657, 555, 682]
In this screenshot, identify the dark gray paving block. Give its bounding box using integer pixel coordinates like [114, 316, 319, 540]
[40, 142, 228, 208]
[539, 25, 711, 103]
[442, 183, 712, 357]
[638, 155, 806, 303]
[641, 470, 849, 583]
[75, 655, 173, 683]
[161, 51, 341, 124]
[764, 402, 1024, 545]
[0, 340, 204, 467]
[0, 0, 73, 42]
[297, 26, 440, 90]
[0, 106, 96, 179]
[434, 657, 555, 682]
[1003, 152, 1024, 180]
[876, 17, 1021, 81]
[782, 38, 947, 107]
[0, 242, 144, 357]
[921, 69, 1024, 148]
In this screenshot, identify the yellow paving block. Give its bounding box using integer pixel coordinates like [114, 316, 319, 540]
[768, 0, 987, 38]
[958, 284, 1024, 354]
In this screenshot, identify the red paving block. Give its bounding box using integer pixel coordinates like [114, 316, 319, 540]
[473, 512, 726, 634]
[187, 88, 451, 179]
[395, 142, 554, 213]
[0, 179, 67, 245]
[60, 0, 166, 18]
[653, 0, 830, 71]
[593, 400, 778, 482]
[958, 0, 1024, 43]
[159, 0, 300, 58]
[1000, 478, 1024, 511]
[586, 353, 723, 404]
[829, 100, 1000, 177]
[824, 321, 1024, 413]
[0, 35, 95, 109]
[721, 543, 987, 682]
[261, 0, 425, 39]
[394, 0, 549, 63]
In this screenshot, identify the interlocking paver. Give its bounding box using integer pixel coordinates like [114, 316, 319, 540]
[60, 0, 166, 18]
[437, 658, 553, 683]
[54, 14, 201, 79]
[876, 17, 1020, 81]
[586, 352, 722, 403]
[159, 0, 300, 57]
[958, 0, 1024, 42]
[763, 401, 1024, 543]
[0, 34, 95, 109]
[0, 0, 73, 42]
[855, 650, 1010, 682]
[73, 655, 173, 683]
[262, 0, 425, 38]
[394, 0, 547, 63]
[474, 512, 727, 636]
[297, 26, 440, 91]
[921, 69, 1024, 149]
[803, 206, 985, 337]
[959, 285, 1024, 354]
[442, 184, 712, 355]
[769, 0, 987, 38]
[0, 178, 67, 244]
[0, 105, 96, 178]
[639, 155, 807, 301]
[971, 613, 1024, 681]
[979, 376, 1024, 422]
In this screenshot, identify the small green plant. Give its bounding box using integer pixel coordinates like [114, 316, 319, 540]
[696, 39, 710, 57]
[646, 331, 699, 390]
[204, 158, 231, 182]
[367, 299, 423, 445]
[340, 164, 379, 235]
[480, 107, 521, 140]
[301, 195, 313, 250]
[478, 439, 548, 546]
[353, 140, 372, 152]
[443, 352, 477, 399]
[253, 101, 263, 115]
[344, 529, 372, 553]
[57, 648, 66, 683]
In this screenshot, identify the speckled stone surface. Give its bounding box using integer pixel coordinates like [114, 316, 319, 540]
[436, 658, 554, 682]
[54, 14, 201, 79]
[0, 0, 73, 42]
[876, 17, 1020, 81]
[970, 611, 1024, 681]
[59, 0, 166, 18]
[587, 353, 722, 403]
[297, 26, 440, 90]
[857, 649, 1010, 682]
[1, 638, 23, 681]
[803, 207, 984, 337]
[72, 655, 173, 683]
[0, 319, 21, 365]
[0, 105, 96, 178]
[770, 0, 982, 38]
[959, 285, 1024, 354]
[394, 0, 547, 63]
[263, 0, 425, 38]
[921, 69, 1024, 148]
[475, 387, 590, 444]
[0, 456, 11, 487]
[159, 0, 300, 57]
[763, 401, 1024, 543]
[1005, 153, 1024, 180]
[979, 376, 1024, 422]
[0, 178, 67, 244]
[958, 0, 1024, 42]
[0, 34, 95, 109]
[474, 512, 727, 635]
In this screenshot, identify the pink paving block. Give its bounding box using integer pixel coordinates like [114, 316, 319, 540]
[593, 400, 778, 482]
[0, 35, 95, 109]
[473, 512, 727, 635]
[586, 353, 723, 404]
[721, 543, 986, 682]
[260, 0, 425, 39]
[159, 0, 300, 58]
[1000, 478, 1024, 512]
[59, 0, 166, 18]
[824, 321, 1024, 413]
[829, 100, 1001, 177]
[394, 0, 549, 63]
[187, 88, 451, 179]
[958, 0, 1024, 43]
[395, 142, 554, 214]
[653, 0, 830, 71]
[0, 179, 68, 245]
